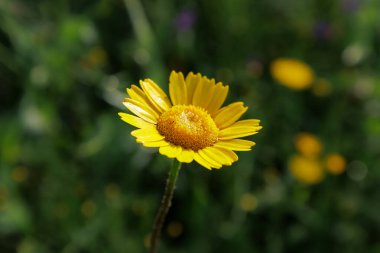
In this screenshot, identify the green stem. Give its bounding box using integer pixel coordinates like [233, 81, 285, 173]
[149, 159, 181, 253]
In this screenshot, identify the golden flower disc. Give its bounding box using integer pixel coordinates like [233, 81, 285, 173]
[157, 105, 218, 151]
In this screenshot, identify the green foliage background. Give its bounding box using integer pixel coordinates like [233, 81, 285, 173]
[1, 0, 380, 252]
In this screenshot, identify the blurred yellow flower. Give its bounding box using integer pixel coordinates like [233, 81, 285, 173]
[11, 166, 29, 183]
[312, 78, 331, 97]
[239, 193, 258, 212]
[270, 58, 315, 90]
[119, 71, 262, 170]
[144, 234, 151, 249]
[81, 200, 96, 217]
[82, 47, 107, 67]
[289, 155, 324, 184]
[294, 133, 322, 158]
[167, 221, 184, 238]
[104, 183, 121, 200]
[0, 187, 7, 210]
[325, 153, 346, 175]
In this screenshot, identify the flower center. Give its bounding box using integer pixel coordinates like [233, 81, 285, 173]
[157, 105, 219, 151]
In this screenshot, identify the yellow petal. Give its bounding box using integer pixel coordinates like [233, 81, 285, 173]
[159, 145, 182, 158]
[201, 147, 235, 166]
[219, 125, 262, 140]
[193, 153, 212, 170]
[118, 112, 155, 129]
[140, 79, 171, 112]
[131, 128, 164, 141]
[192, 77, 215, 108]
[123, 98, 159, 124]
[169, 71, 187, 105]
[185, 72, 201, 104]
[137, 139, 169, 148]
[176, 149, 194, 163]
[127, 85, 160, 115]
[126, 85, 145, 101]
[198, 149, 222, 169]
[214, 139, 256, 151]
[214, 147, 238, 162]
[214, 102, 248, 129]
[207, 82, 229, 116]
[232, 119, 261, 127]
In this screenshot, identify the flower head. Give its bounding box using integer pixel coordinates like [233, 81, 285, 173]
[119, 71, 262, 170]
[294, 132, 322, 158]
[325, 153, 346, 175]
[270, 58, 315, 90]
[289, 155, 324, 184]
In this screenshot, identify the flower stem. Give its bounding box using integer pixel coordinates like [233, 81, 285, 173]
[149, 159, 181, 253]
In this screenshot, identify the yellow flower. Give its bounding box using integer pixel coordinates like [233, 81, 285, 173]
[312, 78, 331, 97]
[289, 155, 324, 184]
[119, 71, 262, 170]
[325, 153, 346, 175]
[270, 58, 315, 90]
[166, 221, 184, 238]
[294, 133, 322, 158]
[239, 193, 258, 212]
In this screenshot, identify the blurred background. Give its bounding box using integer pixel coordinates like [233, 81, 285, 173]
[1, 0, 380, 252]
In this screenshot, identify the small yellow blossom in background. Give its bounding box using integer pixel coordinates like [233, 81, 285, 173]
[294, 133, 322, 158]
[104, 183, 121, 200]
[11, 166, 29, 183]
[166, 221, 184, 238]
[290, 132, 347, 184]
[239, 193, 258, 212]
[325, 153, 347, 175]
[144, 234, 151, 249]
[270, 58, 315, 90]
[289, 155, 324, 184]
[0, 187, 7, 210]
[312, 78, 332, 97]
[17, 238, 38, 253]
[81, 200, 96, 217]
[119, 71, 262, 170]
[82, 47, 107, 67]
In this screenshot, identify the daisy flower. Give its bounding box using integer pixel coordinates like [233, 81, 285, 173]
[271, 58, 315, 90]
[119, 71, 262, 169]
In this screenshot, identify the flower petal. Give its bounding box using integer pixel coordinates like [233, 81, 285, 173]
[207, 82, 229, 116]
[192, 76, 215, 109]
[193, 153, 212, 170]
[232, 119, 261, 127]
[169, 71, 187, 105]
[131, 128, 164, 142]
[219, 124, 262, 140]
[185, 72, 201, 104]
[123, 98, 159, 124]
[159, 145, 182, 158]
[176, 149, 194, 163]
[127, 85, 160, 115]
[214, 102, 248, 129]
[137, 139, 169, 148]
[201, 146, 237, 166]
[198, 149, 222, 169]
[118, 112, 155, 129]
[140, 79, 171, 112]
[214, 147, 238, 162]
[214, 139, 256, 151]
